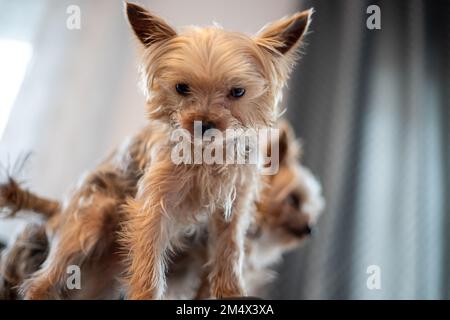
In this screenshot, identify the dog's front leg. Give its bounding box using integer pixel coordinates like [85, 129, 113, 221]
[124, 205, 171, 299]
[123, 162, 183, 300]
[208, 185, 254, 298]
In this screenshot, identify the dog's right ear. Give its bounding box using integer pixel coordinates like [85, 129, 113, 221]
[125, 2, 177, 47]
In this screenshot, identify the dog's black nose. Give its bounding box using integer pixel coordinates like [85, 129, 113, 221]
[201, 122, 215, 135]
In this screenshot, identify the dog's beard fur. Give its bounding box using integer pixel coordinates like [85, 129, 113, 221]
[0, 2, 314, 300]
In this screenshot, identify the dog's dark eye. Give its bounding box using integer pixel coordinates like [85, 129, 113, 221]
[286, 193, 301, 208]
[176, 83, 190, 96]
[229, 87, 245, 98]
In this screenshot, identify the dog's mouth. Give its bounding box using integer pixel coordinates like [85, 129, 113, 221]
[284, 224, 314, 239]
[178, 121, 247, 145]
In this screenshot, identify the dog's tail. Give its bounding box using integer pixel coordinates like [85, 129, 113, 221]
[0, 155, 60, 220]
[0, 177, 60, 220]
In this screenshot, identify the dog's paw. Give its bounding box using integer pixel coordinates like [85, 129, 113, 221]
[210, 276, 246, 299]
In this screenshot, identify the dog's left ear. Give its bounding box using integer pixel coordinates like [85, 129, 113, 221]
[256, 9, 313, 56]
[125, 2, 177, 47]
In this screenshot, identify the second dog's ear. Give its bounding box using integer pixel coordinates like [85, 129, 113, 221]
[277, 120, 301, 164]
[256, 9, 313, 56]
[125, 2, 176, 47]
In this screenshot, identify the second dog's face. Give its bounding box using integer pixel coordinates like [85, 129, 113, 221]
[126, 3, 312, 133]
[256, 122, 324, 250]
[264, 164, 324, 249]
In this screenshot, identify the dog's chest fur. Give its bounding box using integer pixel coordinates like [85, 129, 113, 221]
[122, 122, 260, 220]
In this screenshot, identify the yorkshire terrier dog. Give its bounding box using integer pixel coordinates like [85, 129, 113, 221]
[0, 122, 324, 299]
[0, 2, 312, 299]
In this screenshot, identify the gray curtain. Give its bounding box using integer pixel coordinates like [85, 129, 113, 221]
[271, 0, 450, 299]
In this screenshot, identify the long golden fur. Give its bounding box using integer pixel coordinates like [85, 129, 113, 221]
[0, 2, 313, 299]
[0, 121, 324, 299]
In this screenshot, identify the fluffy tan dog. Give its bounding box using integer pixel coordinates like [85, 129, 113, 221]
[0, 2, 312, 299]
[0, 122, 324, 299]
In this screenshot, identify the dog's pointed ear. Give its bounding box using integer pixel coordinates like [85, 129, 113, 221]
[277, 120, 301, 164]
[256, 9, 313, 56]
[125, 2, 176, 47]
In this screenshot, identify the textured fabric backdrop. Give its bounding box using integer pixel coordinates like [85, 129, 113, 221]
[270, 0, 450, 299]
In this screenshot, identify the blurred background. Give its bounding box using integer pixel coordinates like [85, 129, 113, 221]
[0, 0, 449, 299]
